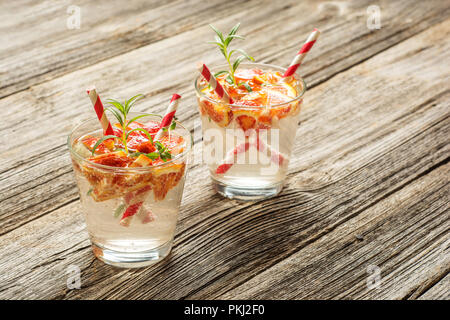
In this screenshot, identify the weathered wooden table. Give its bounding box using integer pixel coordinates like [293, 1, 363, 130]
[0, 0, 448, 300]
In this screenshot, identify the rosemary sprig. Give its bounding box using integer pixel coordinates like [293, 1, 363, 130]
[209, 23, 254, 86]
[105, 94, 145, 155]
[90, 94, 173, 162]
[129, 142, 172, 162]
[154, 141, 172, 162]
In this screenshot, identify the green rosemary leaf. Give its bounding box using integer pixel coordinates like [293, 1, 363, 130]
[114, 204, 126, 218]
[224, 37, 232, 47]
[91, 135, 118, 155]
[239, 82, 252, 92]
[209, 24, 224, 42]
[106, 99, 125, 114]
[229, 48, 254, 61]
[129, 151, 143, 157]
[219, 47, 227, 60]
[160, 151, 172, 162]
[232, 55, 246, 73]
[154, 141, 164, 151]
[106, 107, 124, 127]
[86, 188, 93, 196]
[224, 23, 242, 47]
[146, 152, 160, 160]
[208, 23, 254, 85]
[228, 34, 245, 40]
[228, 23, 241, 36]
[208, 41, 224, 48]
[214, 70, 229, 78]
[124, 94, 144, 114]
[129, 151, 158, 161]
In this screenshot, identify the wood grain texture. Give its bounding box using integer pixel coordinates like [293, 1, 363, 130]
[417, 273, 450, 300]
[0, 0, 449, 300]
[219, 163, 449, 299]
[0, 0, 259, 98]
[1, 0, 449, 235]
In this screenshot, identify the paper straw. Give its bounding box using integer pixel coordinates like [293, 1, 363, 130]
[86, 88, 115, 136]
[215, 135, 286, 174]
[198, 63, 234, 104]
[282, 28, 320, 79]
[255, 136, 285, 166]
[154, 94, 181, 141]
[216, 141, 250, 174]
[120, 202, 143, 227]
[120, 185, 152, 227]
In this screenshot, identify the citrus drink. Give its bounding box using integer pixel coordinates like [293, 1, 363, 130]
[195, 63, 305, 200]
[68, 114, 191, 267]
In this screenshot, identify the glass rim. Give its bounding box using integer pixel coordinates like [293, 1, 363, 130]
[67, 112, 193, 173]
[194, 62, 307, 109]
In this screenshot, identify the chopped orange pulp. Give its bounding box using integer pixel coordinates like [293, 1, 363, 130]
[199, 68, 300, 130]
[200, 68, 298, 106]
[80, 121, 185, 167]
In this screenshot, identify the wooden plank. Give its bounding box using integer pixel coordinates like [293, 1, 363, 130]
[218, 163, 449, 299]
[2, 0, 449, 98]
[417, 273, 450, 300]
[0, 0, 262, 98]
[0, 17, 448, 299]
[1, 0, 449, 235]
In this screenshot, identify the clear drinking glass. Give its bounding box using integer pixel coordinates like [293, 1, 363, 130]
[195, 63, 306, 201]
[68, 113, 192, 268]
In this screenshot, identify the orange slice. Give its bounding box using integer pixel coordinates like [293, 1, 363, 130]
[142, 121, 160, 134]
[234, 68, 264, 82]
[152, 162, 184, 177]
[266, 71, 283, 84]
[112, 121, 155, 151]
[236, 114, 257, 131]
[136, 141, 156, 154]
[81, 136, 115, 154]
[232, 107, 260, 132]
[237, 90, 267, 106]
[199, 98, 233, 127]
[150, 162, 186, 200]
[265, 83, 297, 119]
[253, 74, 266, 85]
[159, 134, 185, 155]
[265, 83, 296, 103]
[257, 109, 272, 129]
[130, 154, 152, 167]
[88, 151, 132, 167]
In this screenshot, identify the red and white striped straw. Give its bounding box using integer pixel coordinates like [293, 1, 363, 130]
[216, 141, 250, 174]
[120, 94, 181, 225]
[120, 185, 152, 227]
[198, 63, 234, 104]
[255, 136, 285, 166]
[86, 87, 115, 136]
[282, 28, 320, 79]
[154, 93, 181, 141]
